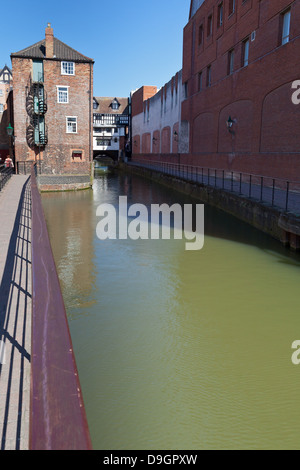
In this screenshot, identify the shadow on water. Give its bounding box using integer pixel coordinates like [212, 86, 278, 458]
[115, 171, 300, 267]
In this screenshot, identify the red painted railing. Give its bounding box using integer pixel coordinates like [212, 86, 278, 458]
[30, 164, 92, 450]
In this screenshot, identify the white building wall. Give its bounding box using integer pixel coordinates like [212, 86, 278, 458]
[132, 70, 189, 154]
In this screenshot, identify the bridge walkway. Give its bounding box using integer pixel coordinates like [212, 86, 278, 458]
[0, 175, 31, 450]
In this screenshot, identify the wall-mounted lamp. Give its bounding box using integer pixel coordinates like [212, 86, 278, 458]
[226, 116, 236, 134]
[6, 123, 14, 137]
[134, 140, 137, 146]
[174, 130, 178, 142]
[152, 137, 157, 143]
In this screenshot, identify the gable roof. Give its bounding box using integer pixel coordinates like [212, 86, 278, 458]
[11, 37, 93, 63]
[0, 65, 12, 81]
[93, 97, 129, 115]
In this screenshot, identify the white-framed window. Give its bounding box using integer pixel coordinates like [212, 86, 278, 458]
[61, 61, 75, 75]
[66, 116, 77, 133]
[57, 86, 69, 103]
[0, 90, 3, 97]
[0, 104, 3, 113]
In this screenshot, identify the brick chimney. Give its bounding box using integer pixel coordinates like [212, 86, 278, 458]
[45, 23, 54, 58]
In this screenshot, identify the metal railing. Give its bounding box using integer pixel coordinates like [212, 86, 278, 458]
[30, 164, 92, 450]
[129, 159, 300, 215]
[0, 165, 13, 191]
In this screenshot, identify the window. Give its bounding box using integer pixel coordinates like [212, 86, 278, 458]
[61, 61, 75, 75]
[66, 117, 77, 133]
[198, 24, 204, 45]
[111, 99, 120, 110]
[57, 86, 69, 103]
[242, 38, 250, 67]
[207, 65, 212, 87]
[96, 138, 111, 147]
[0, 104, 3, 113]
[207, 15, 213, 37]
[198, 72, 203, 92]
[282, 9, 291, 45]
[218, 2, 223, 27]
[72, 151, 82, 160]
[228, 49, 235, 75]
[228, 0, 235, 17]
[93, 100, 98, 109]
[184, 82, 188, 99]
[0, 90, 3, 96]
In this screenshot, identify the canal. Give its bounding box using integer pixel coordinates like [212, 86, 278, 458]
[41, 168, 300, 450]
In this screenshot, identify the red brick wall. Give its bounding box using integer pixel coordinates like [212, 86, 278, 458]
[142, 133, 151, 153]
[161, 127, 171, 154]
[180, 0, 300, 180]
[131, 86, 157, 117]
[12, 56, 93, 176]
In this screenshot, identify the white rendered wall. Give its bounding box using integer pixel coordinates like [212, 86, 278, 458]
[132, 70, 189, 154]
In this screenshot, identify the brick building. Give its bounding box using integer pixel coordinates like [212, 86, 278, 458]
[11, 24, 94, 190]
[132, 0, 300, 181]
[0, 65, 13, 164]
[93, 97, 130, 161]
[182, 0, 300, 179]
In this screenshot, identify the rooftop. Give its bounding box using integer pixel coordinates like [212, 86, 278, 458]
[11, 34, 93, 63]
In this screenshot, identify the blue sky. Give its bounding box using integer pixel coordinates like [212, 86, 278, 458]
[1, 0, 190, 97]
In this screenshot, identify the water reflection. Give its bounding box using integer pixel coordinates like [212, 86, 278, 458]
[42, 171, 300, 450]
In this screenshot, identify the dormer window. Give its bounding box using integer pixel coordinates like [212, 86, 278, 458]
[93, 99, 98, 110]
[111, 99, 120, 110]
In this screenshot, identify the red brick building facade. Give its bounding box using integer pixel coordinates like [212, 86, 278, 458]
[11, 24, 94, 190]
[182, 0, 300, 179]
[132, 0, 300, 181]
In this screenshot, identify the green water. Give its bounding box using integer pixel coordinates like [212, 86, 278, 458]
[42, 170, 300, 450]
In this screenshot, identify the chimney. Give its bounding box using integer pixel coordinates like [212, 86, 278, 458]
[45, 23, 54, 58]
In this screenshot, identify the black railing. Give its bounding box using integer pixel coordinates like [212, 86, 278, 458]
[30, 164, 92, 450]
[0, 165, 13, 191]
[129, 159, 300, 216]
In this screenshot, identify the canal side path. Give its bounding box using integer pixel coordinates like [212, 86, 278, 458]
[0, 174, 31, 450]
[128, 161, 300, 216]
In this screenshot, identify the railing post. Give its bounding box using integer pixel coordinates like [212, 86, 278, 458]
[249, 175, 252, 198]
[272, 179, 275, 206]
[286, 181, 290, 212]
[260, 177, 264, 202]
[222, 170, 225, 189]
[239, 173, 242, 195]
[231, 172, 233, 192]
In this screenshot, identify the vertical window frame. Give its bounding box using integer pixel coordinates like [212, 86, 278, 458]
[61, 61, 75, 76]
[57, 85, 69, 104]
[198, 24, 204, 46]
[217, 2, 223, 28]
[198, 71, 203, 92]
[207, 65, 212, 88]
[281, 8, 291, 45]
[228, 49, 235, 75]
[228, 0, 236, 17]
[66, 116, 78, 134]
[207, 14, 213, 38]
[242, 38, 250, 67]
